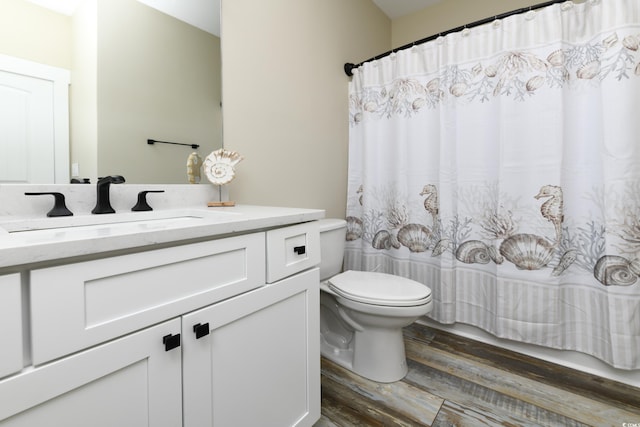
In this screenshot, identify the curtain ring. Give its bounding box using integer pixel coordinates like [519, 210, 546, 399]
[461, 28, 471, 37]
[560, 1, 574, 11]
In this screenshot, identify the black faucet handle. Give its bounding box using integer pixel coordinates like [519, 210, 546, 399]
[25, 192, 74, 217]
[132, 190, 165, 211]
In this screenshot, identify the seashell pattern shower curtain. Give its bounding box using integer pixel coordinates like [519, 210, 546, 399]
[345, 0, 640, 369]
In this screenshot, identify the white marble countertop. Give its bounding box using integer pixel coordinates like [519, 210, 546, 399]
[0, 204, 324, 269]
[0, 184, 324, 269]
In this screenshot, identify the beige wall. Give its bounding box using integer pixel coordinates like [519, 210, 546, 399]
[0, 0, 71, 68]
[221, 0, 389, 218]
[392, 0, 567, 48]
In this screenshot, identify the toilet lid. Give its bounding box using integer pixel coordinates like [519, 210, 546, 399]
[328, 270, 432, 307]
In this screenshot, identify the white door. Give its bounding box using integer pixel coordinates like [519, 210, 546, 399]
[182, 269, 321, 427]
[0, 319, 183, 427]
[0, 55, 69, 183]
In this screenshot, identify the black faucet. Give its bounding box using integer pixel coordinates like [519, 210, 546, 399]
[92, 175, 125, 214]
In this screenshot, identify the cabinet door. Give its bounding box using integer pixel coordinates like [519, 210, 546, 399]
[0, 274, 22, 379]
[0, 319, 182, 427]
[183, 268, 320, 427]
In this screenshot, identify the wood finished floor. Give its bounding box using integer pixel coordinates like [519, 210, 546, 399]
[314, 323, 640, 427]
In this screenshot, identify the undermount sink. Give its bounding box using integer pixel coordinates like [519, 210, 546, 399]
[0, 209, 239, 235]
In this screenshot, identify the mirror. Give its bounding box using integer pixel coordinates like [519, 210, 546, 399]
[1, 0, 221, 184]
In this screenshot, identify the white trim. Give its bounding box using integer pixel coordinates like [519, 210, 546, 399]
[0, 54, 70, 184]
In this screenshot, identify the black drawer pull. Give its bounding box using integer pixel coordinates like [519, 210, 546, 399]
[193, 323, 210, 339]
[163, 333, 181, 351]
[293, 245, 306, 255]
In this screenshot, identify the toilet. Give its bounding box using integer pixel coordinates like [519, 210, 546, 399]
[318, 218, 433, 383]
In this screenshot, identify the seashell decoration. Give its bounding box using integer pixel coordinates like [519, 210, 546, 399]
[529, 57, 549, 72]
[499, 233, 555, 270]
[186, 152, 203, 184]
[602, 33, 619, 50]
[364, 101, 378, 112]
[371, 230, 400, 250]
[203, 149, 243, 186]
[346, 216, 364, 241]
[622, 35, 640, 51]
[484, 65, 498, 78]
[576, 61, 600, 80]
[431, 238, 451, 257]
[412, 98, 426, 111]
[372, 230, 392, 250]
[547, 50, 565, 67]
[594, 255, 638, 286]
[450, 82, 468, 97]
[526, 75, 545, 92]
[487, 245, 504, 265]
[456, 240, 491, 264]
[426, 78, 440, 94]
[629, 258, 640, 277]
[551, 249, 577, 276]
[397, 223, 432, 253]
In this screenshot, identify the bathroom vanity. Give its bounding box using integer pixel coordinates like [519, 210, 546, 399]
[0, 184, 323, 426]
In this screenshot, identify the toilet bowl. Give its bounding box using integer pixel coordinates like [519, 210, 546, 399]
[318, 219, 433, 383]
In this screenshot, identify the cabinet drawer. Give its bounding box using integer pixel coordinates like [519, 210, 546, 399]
[0, 274, 23, 379]
[265, 221, 320, 283]
[30, 233, 265, 365]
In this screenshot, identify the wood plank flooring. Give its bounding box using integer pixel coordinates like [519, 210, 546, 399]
[315, 323, 640, 426]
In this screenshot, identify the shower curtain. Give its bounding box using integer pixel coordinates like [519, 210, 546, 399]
[345, 0, 640, 369]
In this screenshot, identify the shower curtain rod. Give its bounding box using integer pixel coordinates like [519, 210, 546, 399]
[344, 0, 569, 77]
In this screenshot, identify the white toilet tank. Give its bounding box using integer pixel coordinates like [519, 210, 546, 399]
[318, 219, 347, 281]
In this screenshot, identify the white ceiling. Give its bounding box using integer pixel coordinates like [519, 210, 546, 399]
[372, 0, 443, 19]
[136, 0, 220, 36]
[27, 0, 442, 37]
[26, 0, 221, 36]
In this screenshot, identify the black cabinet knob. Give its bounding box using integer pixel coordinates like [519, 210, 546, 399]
[293, 245, 306, 255]
[193, 323, 210, 339]
[163, 333, 181, 351]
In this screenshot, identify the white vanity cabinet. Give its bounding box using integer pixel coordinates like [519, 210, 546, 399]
[0, 220, 321, 427]
[0, 274, 23, 380]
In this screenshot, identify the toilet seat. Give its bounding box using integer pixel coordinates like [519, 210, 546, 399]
[328, 270, 431, 307]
